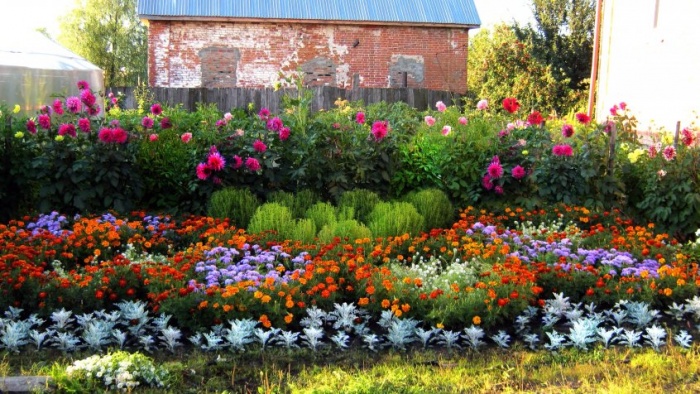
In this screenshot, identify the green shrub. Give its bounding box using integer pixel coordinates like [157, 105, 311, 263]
[337, 189, 381, 224]
[268, 189, 319, 218]
[247, 203, 294, 236]
[207, 187, 260, 228]
[337, 206, 355, 221]
[318, 220, 373, 243]
[405, 188, 455, 231]
[368, 202, 425, 238]
[305, 202, 337, 231]
[281, 218, 318, 244]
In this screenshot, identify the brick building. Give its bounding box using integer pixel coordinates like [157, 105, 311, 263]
[137, 0, 480, 93]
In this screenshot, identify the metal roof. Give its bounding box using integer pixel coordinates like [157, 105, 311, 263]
[137, 0, 481, 27]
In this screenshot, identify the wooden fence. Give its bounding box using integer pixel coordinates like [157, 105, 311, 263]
[107, 86, 464, 113]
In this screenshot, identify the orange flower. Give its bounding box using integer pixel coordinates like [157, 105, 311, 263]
[285, 299, 294, 308]
[261, 295, 271, 303]
[284, 313, 294, 324]
[223, 304, 233, 312]
[198, 300, 208, 309]
[358, 297, 369, 306]
[401, 303, 410, 313]
[381, 299, 390, 308]
[472, 316, 481, 325]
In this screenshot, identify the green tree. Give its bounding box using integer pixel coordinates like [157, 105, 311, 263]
[467, 24, 570, 114]
[58, 0, 147, 86]
[513, 0, 595, 94]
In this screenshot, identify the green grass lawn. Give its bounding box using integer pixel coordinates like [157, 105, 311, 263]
[3, 344, 699, 393]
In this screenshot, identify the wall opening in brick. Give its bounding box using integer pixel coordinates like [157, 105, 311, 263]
[199, 47, 240, 88]
[302, 57, 336, 86]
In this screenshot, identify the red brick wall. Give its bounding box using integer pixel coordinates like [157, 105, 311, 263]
[147, 20, 469, 93]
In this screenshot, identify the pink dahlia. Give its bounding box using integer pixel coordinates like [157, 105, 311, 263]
[356, 112, 365, 124]
[575, 112, 590, 125]
[160, 117, 172, 129]
[38, 114, 51, 130]
[207, 152, 226, 171]
[511, 165, 526, 180]
[150, 103, 163, 116]
[267, 117, 283, 131]
[561, 124, 574, 138]
[494, 186, 504, 195]
[436, 101, 447, 112]
[26, 119, 37, 134]
[424, 116, 436, 127]
[232, 155, 243, 169]
[663, 146, 676, 161]
[253, 139, 267, 153]
[371, 120, 388, 141]
[142, 116, 155, 129]
[648, 144, 658, 158]
[258, 107, 270, 121]
[196, 163, 211, 180]
[80, 90, 96, 107]
[245, 157, 261, 172]
[476, 99, 488, 110]
[681, 127, 695, 146]
[77, 80, 90, 90]
[279, 127, 290, 141]
[78, 118, 91, 133]
[87, 105, 100, 116]
[149, 134, 158, 142]
[52, 99, 64, 115]
[112, 127, 128, 144]
[66, 97, 81, 114]
[487, 162, 504, 179]
[459, 117, 468, 125]
[58, 123, 76, 138]
[181, 133, 192, 143]
[98, 128, 113, 143]
[482, 174, 494, 190]
[442, 125, 452, 136]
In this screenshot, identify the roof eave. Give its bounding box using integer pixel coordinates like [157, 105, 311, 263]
[139, 15, 480, 29]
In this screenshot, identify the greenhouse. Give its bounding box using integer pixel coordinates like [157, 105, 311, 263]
[0, 30, 103, 114]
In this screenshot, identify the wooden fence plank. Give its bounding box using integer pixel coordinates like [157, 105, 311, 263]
[108, 86, 463, 113]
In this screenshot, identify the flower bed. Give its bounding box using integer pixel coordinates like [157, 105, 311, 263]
[1, 206, 699, 355]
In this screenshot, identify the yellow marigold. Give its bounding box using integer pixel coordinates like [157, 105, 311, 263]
[663, 288, 673, 296]
[436, 322, 444, 329]
[394, 309, 403, 317]
[472, 316, 482, 325]
[261, 295, 271, 303]
[677, 278, 686, 286]
[254, 291, 263, 299]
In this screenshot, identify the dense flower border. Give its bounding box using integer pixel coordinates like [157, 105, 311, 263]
[1, 206, 698, 337]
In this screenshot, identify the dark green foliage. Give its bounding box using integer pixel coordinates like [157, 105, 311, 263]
[405, 188, 455, 231]
[207, 187, 260, 228]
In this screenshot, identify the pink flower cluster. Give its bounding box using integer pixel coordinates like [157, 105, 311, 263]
[98, 126, 128, 144]
[371, 120, 388, 141]
[681, 127, 695, 146]
[561, 124, 574, 138]
[552, 144, 574, 157]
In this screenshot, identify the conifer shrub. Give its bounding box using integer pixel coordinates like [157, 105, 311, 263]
[305, 202, 337, 232]
[337, 189, 381, 224]
[405, 188, 455, 231]
[368, 202, 425, 238]
[268, 189, 319, 218]
[318, 220, 373, 243]
[281, 218, 318, 244]
[207, 187, 260, 228]
[247, 203, 294, 236]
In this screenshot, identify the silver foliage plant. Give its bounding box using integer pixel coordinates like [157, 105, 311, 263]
[1, 296, 699, 354]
